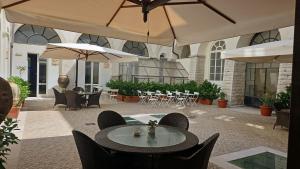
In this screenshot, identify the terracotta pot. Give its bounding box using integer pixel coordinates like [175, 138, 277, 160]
[218, 99, 228, 108]
[116, 95, 125, 101]
[57, 75, 70, 89]
[198, 99, 213, 105]
[7, 106, 20, 119]
[124, 96, 140, 103]
[260, 105, 273, 116]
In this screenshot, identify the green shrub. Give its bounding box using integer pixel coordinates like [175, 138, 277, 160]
[0, 118, 19, 168]
[274, 85, 291, 110]
[198, 80, 221, 100]
[8, 76, 30, 106]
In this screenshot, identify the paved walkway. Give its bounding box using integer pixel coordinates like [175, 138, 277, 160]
[7, 97, 288, 169]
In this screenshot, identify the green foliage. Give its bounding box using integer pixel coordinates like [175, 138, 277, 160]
[219, 91, 226, 100]
[106, 80, 200, 96]
[198, 80, 221, 100]
[274, 85, 291, 110]
[0, 118, 19, 169]
[260, 93, 275, 107]
[147, 120, 158, 128]
[8, 76, 30, 106]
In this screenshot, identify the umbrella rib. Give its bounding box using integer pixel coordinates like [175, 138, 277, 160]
[201, 1, 236, 24]
[106, 0, 127, 27]
[163, 6, 176, 39]
[3, 0, 30, 8]
[122, 1, 203, 8]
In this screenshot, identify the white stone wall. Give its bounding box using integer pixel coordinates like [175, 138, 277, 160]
[0, 11, 12, 79]
[277, 63, 292, 93]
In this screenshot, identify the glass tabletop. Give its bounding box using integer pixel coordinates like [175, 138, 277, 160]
[107, 125, 186, 148]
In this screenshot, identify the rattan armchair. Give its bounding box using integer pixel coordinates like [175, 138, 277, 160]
[87, 90, 102, 108]
[157, 133, 219, 169]
[97, 110, 126, 130]
[159, 112, 189, 130]
[273, 109, 290, 129]
[65, 90, 82, 110]
[53, 88, 67, 108]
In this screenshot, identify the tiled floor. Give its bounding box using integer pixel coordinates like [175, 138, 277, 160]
[7, 97, 288, 169]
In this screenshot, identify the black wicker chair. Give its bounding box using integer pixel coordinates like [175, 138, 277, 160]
[97, 110, 126, 130]
[72, 130, 112, 169]
[87, 90, 102, 108]
[53, 88, 67, 108]
[73, 87, 85, 92]
[156, 133, 219, 169]
[65, 90, 82, 110]
[158, 113, 189, 130]
[273, 109, 290, 129]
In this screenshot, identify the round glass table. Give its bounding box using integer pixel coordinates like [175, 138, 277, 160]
[95, 125, 199, 154]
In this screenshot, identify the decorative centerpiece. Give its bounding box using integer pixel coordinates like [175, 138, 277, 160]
[147, 120, 158, 137]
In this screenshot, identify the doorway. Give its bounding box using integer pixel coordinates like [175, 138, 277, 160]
[244, 63, 279, 107]
[28, 54, 38, 97]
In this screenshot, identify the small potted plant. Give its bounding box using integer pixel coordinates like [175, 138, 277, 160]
[218, 92, 228, 108]
[7, 76, 30, 118]
[259, 93, 275, 116]
[198, 80, 221, 105]
[147, 120, 157, 136]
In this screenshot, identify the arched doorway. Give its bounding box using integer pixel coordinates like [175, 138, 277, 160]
[14, 24, 61, 96]
[244, 30, 281, 107]
[77, 34, 110, 92]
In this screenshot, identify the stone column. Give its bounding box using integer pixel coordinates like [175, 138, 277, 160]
[277, 63, 292, 93]
[222, 60, 246, 105]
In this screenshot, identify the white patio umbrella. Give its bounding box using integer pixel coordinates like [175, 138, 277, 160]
[221, 40, 293, 63]
[41, 43, 139, 86]
[1, 0, 295, 46]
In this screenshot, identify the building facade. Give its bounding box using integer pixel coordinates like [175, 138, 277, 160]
[0, 10, 293, 106]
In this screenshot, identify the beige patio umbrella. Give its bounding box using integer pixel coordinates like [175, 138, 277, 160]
[221, 40, 293, 63]
[41, 43, 139, 86]
[1, 0, 295, 46]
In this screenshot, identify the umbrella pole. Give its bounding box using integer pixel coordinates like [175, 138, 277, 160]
[75, 59, 78, 87]
[287, 0, 300, 167]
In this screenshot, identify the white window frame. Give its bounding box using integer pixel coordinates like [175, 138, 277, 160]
[38, 57, 47, 95]
[209, 41, 226, 82]
[85, 62, 100, 92]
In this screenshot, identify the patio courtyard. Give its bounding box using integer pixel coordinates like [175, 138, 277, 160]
[7, 96, 288, 169]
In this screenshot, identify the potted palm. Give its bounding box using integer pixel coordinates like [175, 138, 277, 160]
[259, 93, 275, 116]
[218, 92, 228, 108]
[198, 80, 221, 105]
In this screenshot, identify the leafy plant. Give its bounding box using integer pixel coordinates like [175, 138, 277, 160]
[0, 118, 19, 168]
[147, 120, 158, 128]
[260, 93, 275, 107]
[16, 66, 26, 76]
[198, 80, 221, 100]
[274, 85, 291, 110]
[219, 91, 227, 100]
[8, 76, 30, 106]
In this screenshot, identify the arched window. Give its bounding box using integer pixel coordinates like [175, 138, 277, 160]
[14, 24, 61, 45]
[250, 30, 281, 45]
[77, 34, 110, 48]
[122, 41, 148, 57]
[210, 41, 226, 81]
